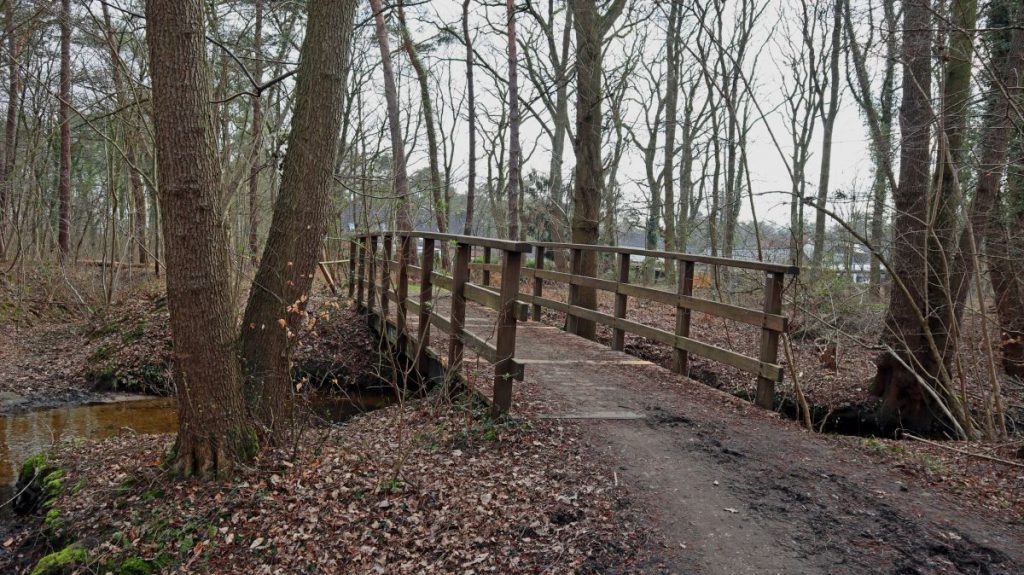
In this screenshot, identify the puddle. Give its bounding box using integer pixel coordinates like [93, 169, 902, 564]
[0, 390, 395, 516]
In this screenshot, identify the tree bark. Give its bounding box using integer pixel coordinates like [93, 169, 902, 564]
[810, 0, 842, 279]
[398, 1, 447, 236]
[248, 0, 264, 265]
[873, 0, 970, 436]
[506, 0, 522, 240]
[370, 0, 412, 230]
[240, 0, 358, 439]
[462, 0, 477, 235]
[57, 0, 72, 259]
[662, 0, 680, 280]
[145, 0, 257, 478]
[0, 0, 21, 261]
[570, 0, 625, 340]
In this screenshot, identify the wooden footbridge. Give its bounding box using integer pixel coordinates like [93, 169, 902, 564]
[319, 232, 797, 416]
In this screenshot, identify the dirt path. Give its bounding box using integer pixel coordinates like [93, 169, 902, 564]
[506, 321, 1024, 574]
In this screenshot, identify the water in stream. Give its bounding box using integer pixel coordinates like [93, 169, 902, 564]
[0, 390, 394, 516]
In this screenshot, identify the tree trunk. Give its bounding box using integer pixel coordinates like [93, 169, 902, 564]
[951, 0, 1024, 378]
[370, 0, 411, 230]
[145, 0, 257, 478]
[57, 0, 72, 259]
[873, 0, 970, 436]
[248, 0, 264, 265]
[0, 0, 20, 261]
[810, 0, 842, 279]
[398, 1, 447, 236]
[506, 0, 521, 240]
[463, 0, 477, 235]
[570, 0, 624, 339]
[240, 0, 358, 439]
[662, 1, 680, 280]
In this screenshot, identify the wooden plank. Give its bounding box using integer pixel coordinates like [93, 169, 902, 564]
[417, 238, 435, 371]
[617, 282, 787, 332]
[348, 240, 357, 297]
[567, 248, 582, 334]
[532, 245, 544, 321]
[367, 236, 378, 314]
[530, 241, 799, 275]
[612, 252, 629, 351]
[448, 243, 471, 373]
[317, 261, 338, 296]
[673, 261, 695, 373]
[391, 231, 532, 253]
[482, 246, 492, 286]
[357, 237, 366, 306]
[756, 272, 786, 409]
[381, 235, 393, 321]
[396, 236, 410, 335]
[493, 249, 524, 415]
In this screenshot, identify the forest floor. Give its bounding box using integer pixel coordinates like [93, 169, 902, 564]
[0, 272, 1022, 573]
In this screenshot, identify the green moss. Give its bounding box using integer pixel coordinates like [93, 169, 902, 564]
[30, 544, 87, 575]
[117, 557, 153, 575]
[20, 452, 50, 481]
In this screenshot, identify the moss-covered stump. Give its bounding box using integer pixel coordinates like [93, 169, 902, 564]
[14, 452, 63, 515]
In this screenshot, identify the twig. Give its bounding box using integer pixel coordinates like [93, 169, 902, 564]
[903, 433, 1024, 469]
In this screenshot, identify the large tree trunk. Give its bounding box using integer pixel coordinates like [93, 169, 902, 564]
[240, 0, 358, 439]
[370, 0, 411, 230]
[873, 0, 972, 437]
[570, 0, 624, 340]
[145, 0, 257, 478]
[951, 0, 1024, 379]
[0, 0, 21, 261]
[506, 0, 521, 240]
[462, 0, 477, 235]
[247, 0, 264, 265]
[57, 0, 72, 259]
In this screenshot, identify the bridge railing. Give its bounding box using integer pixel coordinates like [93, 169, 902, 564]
[469, 241, 798, 410]
[350, 232, 531, 416]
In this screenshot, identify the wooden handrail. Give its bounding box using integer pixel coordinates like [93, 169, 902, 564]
[531, 241, 799, 275]
[360, 231, 532, 253]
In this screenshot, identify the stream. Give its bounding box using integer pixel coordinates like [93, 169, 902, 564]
[0, 390, 394, 517]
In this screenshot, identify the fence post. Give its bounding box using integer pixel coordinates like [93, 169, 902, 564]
[448, 242, 471, 378]
[417, 238, 435, 371]
[672, 260, 695, 373]
[367, 235, 378, 315]
[756, 271, 785, 409]
[381, 235, 393, 321]
[356, 236, 366, 308]
[567, 247, 582, 335]
[612, 252, 630, 351]
[396, 235, 410, 336]
[482, 246, 492, 287]
[492, 249, 524, 415]
[348, 239, 357, 298]
[532, 245, 544, 321]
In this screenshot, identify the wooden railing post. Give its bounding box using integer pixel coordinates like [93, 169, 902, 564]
[447, 242, 471, 376]
[492, 248, 524, 415]
[567, 247, 582, 334]
[672, 260, 695, 373]
[612, 252, 630, 351]
[356, 236, 367, 308]
[482, 246, 492, 286]
[367, 235, 378, 315]
[347, 239, 357, 298]
[532, 245, 544, 321]
[756, 271, 785, 409]
[417, 238, 435, 371]
[396, 235, 410, 335]
[381, 235, 393, 320]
